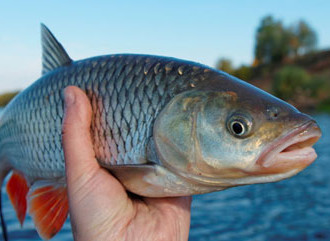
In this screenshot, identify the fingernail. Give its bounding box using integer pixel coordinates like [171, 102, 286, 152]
[64, 88, 75, 107]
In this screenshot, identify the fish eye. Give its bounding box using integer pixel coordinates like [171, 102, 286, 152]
[227, 114, 252, 138]
[231, 121, 245, 136]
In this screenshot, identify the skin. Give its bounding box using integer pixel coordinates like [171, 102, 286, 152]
[62, 86, 192, 241]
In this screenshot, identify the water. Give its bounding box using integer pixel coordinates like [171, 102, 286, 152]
[0, 114, 329, 241]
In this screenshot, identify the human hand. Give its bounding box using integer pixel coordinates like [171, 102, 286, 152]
[62, 86, 192, 241]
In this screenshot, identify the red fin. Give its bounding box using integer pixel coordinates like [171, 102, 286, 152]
[6, 171, 29, 226]
[28, 181, 68, 240]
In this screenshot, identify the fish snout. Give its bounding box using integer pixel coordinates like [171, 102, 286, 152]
[255, 119, 321, 174]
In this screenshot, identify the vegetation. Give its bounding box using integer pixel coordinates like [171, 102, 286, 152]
[0, 91, 19, 107]
[216, 58, 234, 74]
[255, 16, 291, 64]
[273, 66, 311, 100]
[216, 59, 253, 81]
[255, 16, 317, 65]
[232, 65, 253, 81]
[216, 15, 329, 113]
[289, 20, 317, 56]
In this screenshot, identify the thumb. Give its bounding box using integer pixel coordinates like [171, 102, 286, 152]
[61, 86, 131, 239]
[62, 86, 100, 187]
[61, 86, 126, 197]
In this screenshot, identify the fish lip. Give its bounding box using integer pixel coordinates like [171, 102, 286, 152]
[256, 120, 322, 171]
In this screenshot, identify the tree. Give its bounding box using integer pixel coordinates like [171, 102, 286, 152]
[290, 20, 317, 56]
[216, 58, 234, 74]
[233, 65, 252, 81]
[255, 16, 291, 65]
[254, 16, 318, 65]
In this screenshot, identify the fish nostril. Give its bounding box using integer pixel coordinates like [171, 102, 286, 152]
[267, 107, 280, 120]
[270, 112, 278, 118]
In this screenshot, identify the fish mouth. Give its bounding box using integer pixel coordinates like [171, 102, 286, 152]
[255, 121, 322, 174]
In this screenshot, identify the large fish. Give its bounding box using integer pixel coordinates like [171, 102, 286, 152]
[0, 24, 321, 240]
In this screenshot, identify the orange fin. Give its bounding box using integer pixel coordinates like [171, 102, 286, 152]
[6, 171, 29, 226]
[28, 180, 68, 240]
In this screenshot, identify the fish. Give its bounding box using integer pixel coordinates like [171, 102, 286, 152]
[0, 24, 322, 240]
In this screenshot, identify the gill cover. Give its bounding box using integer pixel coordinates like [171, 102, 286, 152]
[154, 90, 248, 181]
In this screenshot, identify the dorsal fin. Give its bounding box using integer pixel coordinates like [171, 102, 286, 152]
[41, 24, 72, 75]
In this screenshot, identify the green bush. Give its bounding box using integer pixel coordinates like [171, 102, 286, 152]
[317, 98, 330, 113]
[272, 66, 311, 100]
[0, 91, 19, 107]
[307, 75, 328, 97]
[233, 65, 253, 81]
[216, 58, 234, 74]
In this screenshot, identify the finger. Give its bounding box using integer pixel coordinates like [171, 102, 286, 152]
[62, 87, 133, 240]
[62, 86, 128, 202]
[62, 86, 100, 186]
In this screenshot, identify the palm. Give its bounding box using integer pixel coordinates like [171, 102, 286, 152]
[67, 163, 192, 241]
[126, 195, 191, 241]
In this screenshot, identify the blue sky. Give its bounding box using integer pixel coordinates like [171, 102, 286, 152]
[0, 0, 329, 92]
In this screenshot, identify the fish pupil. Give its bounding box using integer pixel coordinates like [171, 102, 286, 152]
[232, 122, 244, 135]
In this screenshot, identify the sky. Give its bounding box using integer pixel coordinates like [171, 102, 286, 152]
[0, 0, 329, 92]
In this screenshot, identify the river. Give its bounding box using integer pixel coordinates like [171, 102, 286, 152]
[0, 114, 329, 241]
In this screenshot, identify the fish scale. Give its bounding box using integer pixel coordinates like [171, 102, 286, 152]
[0, 53, 201, 181]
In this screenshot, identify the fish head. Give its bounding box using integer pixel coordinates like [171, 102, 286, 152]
[154, 72, 322, 189]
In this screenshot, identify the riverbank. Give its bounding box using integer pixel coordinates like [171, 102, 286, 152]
[225, 50, 330, 113]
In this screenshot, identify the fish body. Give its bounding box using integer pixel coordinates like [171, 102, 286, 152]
[0, 25, 322, 240]
[0, 53, 200, 181]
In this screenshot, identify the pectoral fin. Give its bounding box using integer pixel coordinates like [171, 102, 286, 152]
[28, 180, 68, 240]
[6, 171, 29, 226]
[105, 164, 219, 197]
